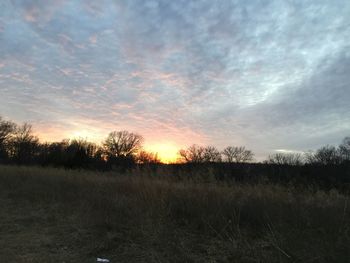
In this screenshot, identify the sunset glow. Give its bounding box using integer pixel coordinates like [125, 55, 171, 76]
[144, 142, 180, 164]
[0, 1, 349, 160]
[69, 130, 105, 143]
[1, 2, 350, 261]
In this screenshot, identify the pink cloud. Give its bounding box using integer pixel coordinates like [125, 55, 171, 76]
[89, 34, 97, 44]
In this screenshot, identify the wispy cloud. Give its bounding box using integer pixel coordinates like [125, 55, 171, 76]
[1, 0, 349, 159]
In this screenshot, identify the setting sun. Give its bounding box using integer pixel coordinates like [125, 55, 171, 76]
[144, 142, 180, 163]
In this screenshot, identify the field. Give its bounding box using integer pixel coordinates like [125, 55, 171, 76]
[0, 165, 349, 262]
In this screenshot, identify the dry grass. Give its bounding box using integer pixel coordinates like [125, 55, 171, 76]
[0, 165, 349, 262]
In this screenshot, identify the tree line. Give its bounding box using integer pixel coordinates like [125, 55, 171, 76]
[0, 116, 157, 169]
[178, 140, 350, 166]
[0, 116, 349, 171]
[265, 139, 350, 166]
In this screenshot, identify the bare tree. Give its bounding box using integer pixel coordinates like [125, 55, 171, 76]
[0, 117, 17, 160]
[203, 146, 222, 162]
[65, 139, 99, 166]
[179, 144, 205, 163]
[10, 123, 39, 163]
[0, 116, 16, 144]
[103, 131, 143, 158]
[136, 150, 161, 164]
[339, 137, 350, 161]
[266, 153, 303, 165]
[180, 145, 245, 163]
[305, 145, 342, 165]
[222, 146, 254, 163]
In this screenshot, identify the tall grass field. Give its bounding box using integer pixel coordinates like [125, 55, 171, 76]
[0, 165, 349, 262]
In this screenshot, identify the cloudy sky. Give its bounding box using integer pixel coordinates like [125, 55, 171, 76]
[1, 0, 349, 161]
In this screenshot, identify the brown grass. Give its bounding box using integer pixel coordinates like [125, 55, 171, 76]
[0, 165, 349, 262]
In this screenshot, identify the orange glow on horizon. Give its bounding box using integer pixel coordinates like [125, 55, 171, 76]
[37, 129, 182, 163]
[144, 142, 180, 164]
[70, 130, 101, 141]
[36, 128, 106, 143]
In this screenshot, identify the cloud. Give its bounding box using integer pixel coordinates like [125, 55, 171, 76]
[0, 0, 349, 160]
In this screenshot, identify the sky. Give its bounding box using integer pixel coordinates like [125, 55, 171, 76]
[0, 0, 350, 162]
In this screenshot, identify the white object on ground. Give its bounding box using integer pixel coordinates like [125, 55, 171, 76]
[97, 258, 110, 262]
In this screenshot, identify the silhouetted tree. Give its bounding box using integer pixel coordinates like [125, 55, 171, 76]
[9, 123, 39, 164]
[222, 146, 254, 163]
[103, 131, 143, 158]
[40, 140, 70, 166]
[0, 117, 16, 144]
[266, 153, 303, 166]
[136, 150, 161, 164]
[103, 131, 143, 168]
[0, 117, 17, 162]
[64, 139, 99, 168]
[179, 145, 223, 163]
[179, 144, 206, 163]
[305, 145, 342, 165]
[339, 137, 350, 162]
[203, 146, 222, 162]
